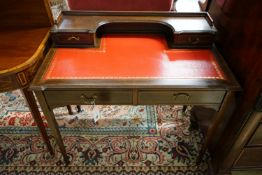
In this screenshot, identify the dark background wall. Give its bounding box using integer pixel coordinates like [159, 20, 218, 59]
[208, 0, 262, 173]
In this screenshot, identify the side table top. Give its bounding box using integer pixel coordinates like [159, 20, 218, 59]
[0, 27, 50, 76]
[0, 27, 50, 92]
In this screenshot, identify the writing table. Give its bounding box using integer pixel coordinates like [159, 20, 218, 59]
[31, 34, 240, 164]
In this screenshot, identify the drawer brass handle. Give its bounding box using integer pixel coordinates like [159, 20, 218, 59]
[80, 94, 97, 104]
[173, 93, 190, 101]
[189, 37, 200, 44]
[67, 36, 80, 41]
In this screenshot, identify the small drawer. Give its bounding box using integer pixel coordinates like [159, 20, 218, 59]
[248, 122, 262, 146]
[173, 34, 214, 47]
[138, 90, 225, 105]
[234, 147, 262, 168]
[52, 32, 94, 46]
[45, 89, 133, 108]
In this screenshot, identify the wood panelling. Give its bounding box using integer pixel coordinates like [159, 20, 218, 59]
[210, 0, 262, 87]
[234, 147, 262, 168]
[248, 123, 262, 146]
[208, 0, 262, 173]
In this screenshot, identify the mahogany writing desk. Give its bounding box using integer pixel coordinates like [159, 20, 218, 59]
[31, 34, 240, 164]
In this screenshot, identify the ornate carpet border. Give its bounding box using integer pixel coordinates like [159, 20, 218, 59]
[0, 126, 157, 135]
[0, 106, 158, 135]
[0, 165, 208, 175]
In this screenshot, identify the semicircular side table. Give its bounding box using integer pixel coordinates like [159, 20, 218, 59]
[0, 28, 54, 155]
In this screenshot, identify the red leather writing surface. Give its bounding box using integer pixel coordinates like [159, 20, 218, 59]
[44, 35, 224, 80]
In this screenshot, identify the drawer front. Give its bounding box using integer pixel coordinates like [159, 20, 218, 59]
[138, 90, 225, 105]
[234, 147, 262, 168]
[52, 33, 94, 46]
[173, 34, 214, 47]
[45, 90, 133, 108]
[248, 122, 262, 146]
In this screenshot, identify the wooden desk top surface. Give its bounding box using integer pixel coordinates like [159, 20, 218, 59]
[32, 34, 240, 90]
[44, 35, 224, 80]
[0, 27, 50, 76]
[54, 11, 215, 33]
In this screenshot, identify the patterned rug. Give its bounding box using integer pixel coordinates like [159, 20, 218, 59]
[0, 90, 209, 175]
[0, 90, 157, 135]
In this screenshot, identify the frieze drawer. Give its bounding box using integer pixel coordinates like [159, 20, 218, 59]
[173, 34, 214, 47]
[138, 90, 226, 105]
[51, 32, 94, 47]
[44, 90, 133, 108]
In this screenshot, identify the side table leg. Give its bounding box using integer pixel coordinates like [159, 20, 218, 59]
[21, 88, 54, 156]
[34, 91, 69, 164]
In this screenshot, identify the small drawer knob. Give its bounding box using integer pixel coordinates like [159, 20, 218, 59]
[188, 37, 200, 44]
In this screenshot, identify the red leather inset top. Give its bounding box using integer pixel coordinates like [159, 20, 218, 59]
[44, 35, 224, 80]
